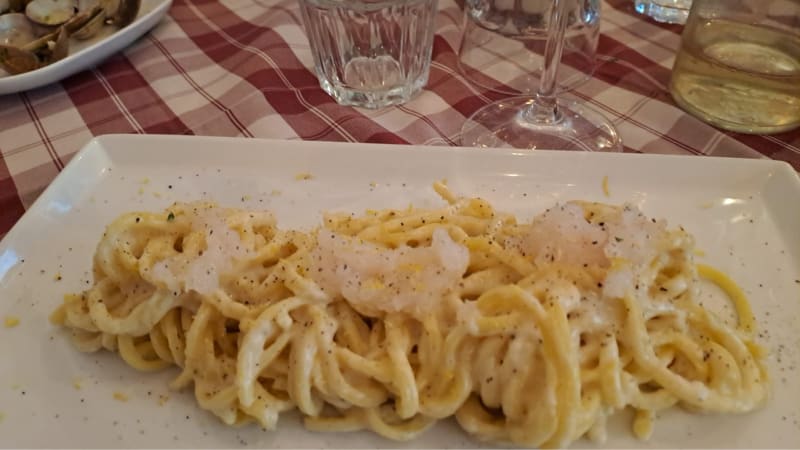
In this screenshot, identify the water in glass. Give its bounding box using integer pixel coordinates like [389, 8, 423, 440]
[299, 0, 437, 108]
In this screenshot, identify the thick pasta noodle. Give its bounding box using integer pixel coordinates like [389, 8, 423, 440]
[51, 183, 769, 447]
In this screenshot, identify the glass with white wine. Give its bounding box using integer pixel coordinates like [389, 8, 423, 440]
[669, 0, 800, 134]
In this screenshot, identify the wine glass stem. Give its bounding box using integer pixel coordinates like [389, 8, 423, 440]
[523, 0, 569, 125]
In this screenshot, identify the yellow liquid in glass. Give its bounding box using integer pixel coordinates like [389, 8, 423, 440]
[670, 19, 800, 134]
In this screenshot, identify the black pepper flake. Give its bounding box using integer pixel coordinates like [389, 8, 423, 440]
[615, 236, 623, 242]
[167, 212, 175, 221]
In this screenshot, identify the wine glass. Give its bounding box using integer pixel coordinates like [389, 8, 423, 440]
[460, 0, 622, 152]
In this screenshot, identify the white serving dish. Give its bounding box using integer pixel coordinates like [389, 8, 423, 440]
[0, 0, 172, 95]
[0, 135, 798, 448]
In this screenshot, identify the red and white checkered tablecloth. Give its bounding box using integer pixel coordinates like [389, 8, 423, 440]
[1, 0, 798, 238]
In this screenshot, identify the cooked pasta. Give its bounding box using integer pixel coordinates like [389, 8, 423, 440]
[50, 183, 769, 447]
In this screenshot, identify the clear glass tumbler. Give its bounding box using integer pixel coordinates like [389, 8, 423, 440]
[299, 0, 438, 109]
[669, 0, 800, 134]
[634, 0, 693, 24]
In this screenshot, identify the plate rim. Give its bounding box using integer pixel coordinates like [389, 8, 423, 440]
[3, 133, 799, 250]
[88, 133, 800, 169]
[1, 133, 799, 448]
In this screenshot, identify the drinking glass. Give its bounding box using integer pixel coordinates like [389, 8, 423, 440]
[298, 0, 438, 108]
[634, 0, 693, 24]
[458, 0, 600, 94]
[461, 0, 621, 151]
[669, 0, 800, 134]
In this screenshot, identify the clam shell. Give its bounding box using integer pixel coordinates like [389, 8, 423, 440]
[0, 43, 39, 74]
[70, 5, 104, 39]
[42, 24, 68, 62]
[0, 12, 36, 47]
[111, 0, 137, 27]
[25, 0, 76, 26]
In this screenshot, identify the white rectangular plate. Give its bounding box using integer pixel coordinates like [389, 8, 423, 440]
[1, 135, 799, 448]
[0, 0, 171, 95]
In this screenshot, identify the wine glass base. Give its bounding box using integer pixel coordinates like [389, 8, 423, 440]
[460, 96, 623, 151]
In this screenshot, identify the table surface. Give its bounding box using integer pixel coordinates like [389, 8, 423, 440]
[1, 0, 798, 239]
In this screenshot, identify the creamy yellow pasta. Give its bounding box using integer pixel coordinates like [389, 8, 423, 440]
[51, 183, 769, 447]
